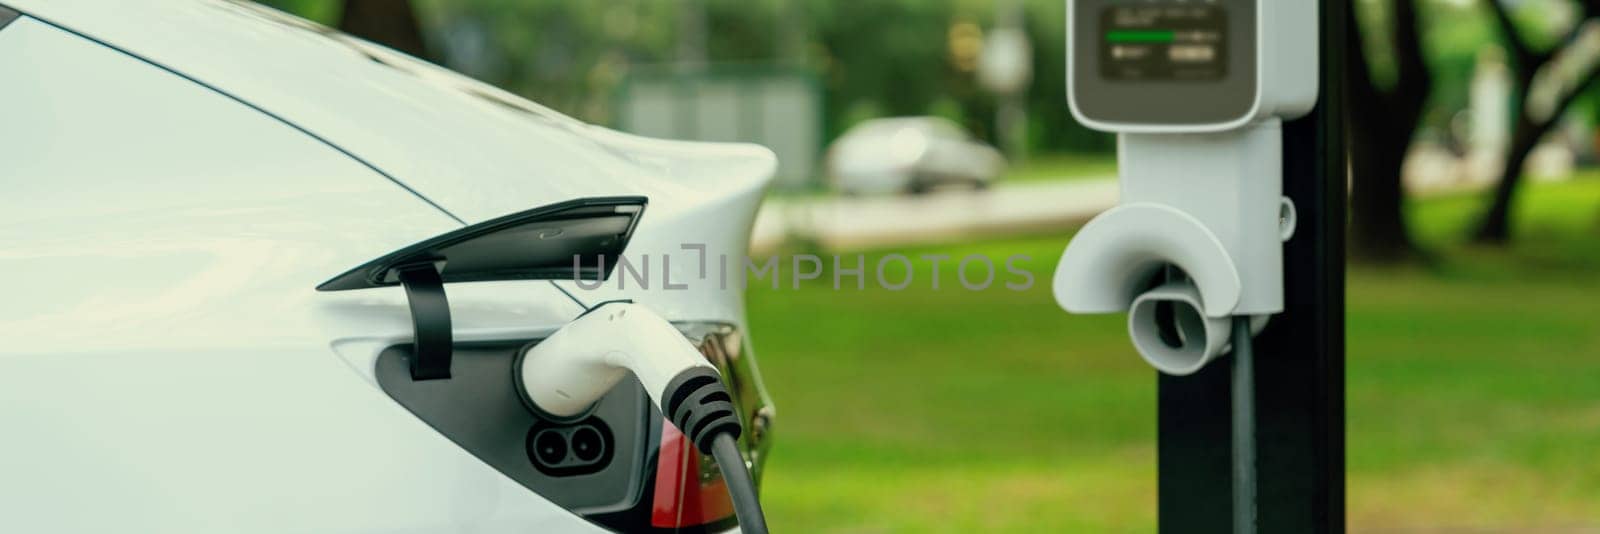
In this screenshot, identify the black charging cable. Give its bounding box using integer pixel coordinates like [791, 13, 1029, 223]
[711, 433, 769, 533]
[662, 368, 770, 534]
[1231, 316, 1257, 534]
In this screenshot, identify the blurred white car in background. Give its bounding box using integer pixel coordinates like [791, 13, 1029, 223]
[826, 117, 1008, 195]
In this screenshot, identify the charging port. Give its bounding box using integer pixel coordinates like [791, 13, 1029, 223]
[526, 418, 615, 476]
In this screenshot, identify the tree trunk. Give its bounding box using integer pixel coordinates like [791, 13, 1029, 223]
[1474, 112, 1544, 244]
[1473, 58, 1574, 245]
[1475, 0, 1600, 245]
[1349, 121, 1419, 261]
[1347, 0, 1429, 263]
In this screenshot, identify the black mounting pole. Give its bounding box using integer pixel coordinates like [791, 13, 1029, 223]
[1157, 0, 1347, 532]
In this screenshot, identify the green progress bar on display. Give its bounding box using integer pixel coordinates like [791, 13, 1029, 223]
[1106, 30, 1176, 44]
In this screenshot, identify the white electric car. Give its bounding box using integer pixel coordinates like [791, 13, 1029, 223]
[0, 1, 775, 533]
[826, 117, 1007, 195]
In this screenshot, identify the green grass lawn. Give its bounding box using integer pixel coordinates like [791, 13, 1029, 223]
[745, 176, 1600, 532]
[1002, 152, 1118, 183]
[768, 152, 1116, 199]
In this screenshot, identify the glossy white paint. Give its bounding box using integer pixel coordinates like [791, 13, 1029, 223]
[10, 0, 775, 321]
[0, 1, 773, 531]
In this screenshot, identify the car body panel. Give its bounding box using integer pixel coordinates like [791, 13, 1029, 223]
[7, 0, 775, 322]
[0, 18, 607, 531]
[0, 3, 773, 531]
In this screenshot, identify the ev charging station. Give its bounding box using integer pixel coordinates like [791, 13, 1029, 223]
[1057, 0, 1346, 532]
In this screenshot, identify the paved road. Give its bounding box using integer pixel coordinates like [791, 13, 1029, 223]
[751, 177, 1119, 252]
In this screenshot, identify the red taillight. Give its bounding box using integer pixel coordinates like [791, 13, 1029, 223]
[651, 420, 736, 529]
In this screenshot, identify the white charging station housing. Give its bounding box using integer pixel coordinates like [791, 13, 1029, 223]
[1055, 0, 1317, 375]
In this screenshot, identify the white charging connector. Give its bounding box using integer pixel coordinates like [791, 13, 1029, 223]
[517, 301, 769, 534]
[520, 301, 716, 419]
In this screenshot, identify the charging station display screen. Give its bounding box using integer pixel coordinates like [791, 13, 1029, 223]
[1101, 5, 1228, 82]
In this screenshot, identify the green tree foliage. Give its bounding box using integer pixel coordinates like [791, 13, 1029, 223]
[1472, 0, 1600, 243]
[254, 0, 339, 24]
[259, 0, 1113, 154]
